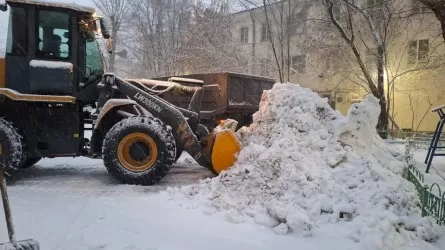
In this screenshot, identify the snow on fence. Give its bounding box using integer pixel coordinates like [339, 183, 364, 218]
[391, 131, 445, 150]
[404, 140, 445, 225]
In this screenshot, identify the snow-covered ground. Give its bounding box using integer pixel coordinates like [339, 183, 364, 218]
[0, 147, 443, 250]
[412, 147, 445, 193]
[387, 140, 445, 192]
[0, 155, 360, 250]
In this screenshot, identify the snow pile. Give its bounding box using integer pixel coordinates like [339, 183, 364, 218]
[166, 83, 439, 249]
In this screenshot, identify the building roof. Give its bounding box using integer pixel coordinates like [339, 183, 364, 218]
[230, 0, 282, 16]
[6, 0, 95, 14]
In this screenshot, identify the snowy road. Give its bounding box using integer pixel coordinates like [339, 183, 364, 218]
[10, 155, 214, 196]
[0, 154, 439, 250]
[0, 154, 362, 250]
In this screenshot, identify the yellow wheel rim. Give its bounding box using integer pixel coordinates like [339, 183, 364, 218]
[117, 132, 158, 172]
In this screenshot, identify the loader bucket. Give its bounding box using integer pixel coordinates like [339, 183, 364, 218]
[204, 119, 242, 174]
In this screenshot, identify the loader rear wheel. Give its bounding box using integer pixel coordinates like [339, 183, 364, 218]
[0, 118, 23, 178]
[102, 116, 176, 185]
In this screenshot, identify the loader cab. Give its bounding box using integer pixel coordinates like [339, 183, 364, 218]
[1, 0, 108, 103]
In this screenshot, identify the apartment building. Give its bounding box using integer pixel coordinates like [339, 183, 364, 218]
[230, 0, 445, 132]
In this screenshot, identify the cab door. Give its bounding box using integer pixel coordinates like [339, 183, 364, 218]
[4, 6, 29, 93]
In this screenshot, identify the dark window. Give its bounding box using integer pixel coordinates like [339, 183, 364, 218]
[408, 39, 429, 65]
[6, 7, 28, 56]
[333, 4, 341, 20]
[289, 12, 307, 35]
[418, 39, 429, 62]
[291, 55, 306, 74]
[36, 10, 71, 60]
[408, 40, 417, 65]
[261, 24, 269, 41]
[240, 27, 248, 43]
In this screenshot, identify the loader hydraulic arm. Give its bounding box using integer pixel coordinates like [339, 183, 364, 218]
[99, 74, 213, 170]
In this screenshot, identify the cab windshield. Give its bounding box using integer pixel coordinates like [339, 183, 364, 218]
[84, 35, 104, 84]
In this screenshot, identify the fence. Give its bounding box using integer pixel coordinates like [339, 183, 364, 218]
[391, 130, 445, 150]
[404, 140, 445, 225]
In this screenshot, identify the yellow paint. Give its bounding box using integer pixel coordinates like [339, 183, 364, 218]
[211, 129, 242, 174]
[0, 88, 76, 103]
[74, 133, 79, 138]
[117, 132, 158, 172]
[0, 58, 5, 88]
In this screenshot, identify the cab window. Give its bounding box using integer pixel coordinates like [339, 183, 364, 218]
[36, 10, 70, 60]
[83, 34, 104, 83]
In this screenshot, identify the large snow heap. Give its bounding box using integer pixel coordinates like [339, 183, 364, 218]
[166, 83, 439, 249]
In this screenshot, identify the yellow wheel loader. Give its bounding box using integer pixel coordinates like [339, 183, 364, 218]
[0, 0, 241, 185]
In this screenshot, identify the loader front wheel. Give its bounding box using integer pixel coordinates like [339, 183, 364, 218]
[0, 118, 23, 178]
[102, 116, 176, 185]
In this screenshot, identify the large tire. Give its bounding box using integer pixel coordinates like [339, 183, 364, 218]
[19, 138, 42, 169]
[102, 116, 176, 185]
[0, 118, 23, 178]
[174, 148, 183, 162]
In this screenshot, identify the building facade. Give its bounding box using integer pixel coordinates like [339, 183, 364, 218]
[230, 0, 445, 133]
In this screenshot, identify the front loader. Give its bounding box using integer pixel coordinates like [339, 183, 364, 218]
[0, 0, 242, 185]
[92, 75, 242, 184]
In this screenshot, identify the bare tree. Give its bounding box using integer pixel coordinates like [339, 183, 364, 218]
[417, 0, 445, 42]
[322, 0, 445, 137]
[93, 0, 130, 72]
[121, 0, 245, 78]
[324, 0, 390, 135]
[407, 88, 433, 131]
[238, 0, 311, 82]
[181, 2, 248, 73]
[124, 0, 193, 77]
[261, 0, 284, 82]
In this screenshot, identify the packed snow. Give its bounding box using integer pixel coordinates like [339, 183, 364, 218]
[0, 156, 363, 250]
[29, 60, 73, 70]
[166, 83, 442, 250]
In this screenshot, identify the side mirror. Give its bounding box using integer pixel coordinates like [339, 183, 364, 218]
[99, 18, 111, 39]
[0, 3, 7, 12]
